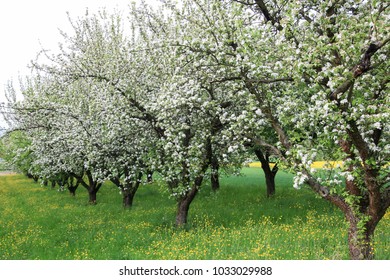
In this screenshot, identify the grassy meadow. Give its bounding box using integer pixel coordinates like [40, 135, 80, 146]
[0, 167, 389, 260]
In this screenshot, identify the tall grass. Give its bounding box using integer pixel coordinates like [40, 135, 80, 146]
[0, 168, 388, 260]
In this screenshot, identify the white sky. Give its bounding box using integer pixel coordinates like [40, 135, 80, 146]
[0, 0, 158, 130]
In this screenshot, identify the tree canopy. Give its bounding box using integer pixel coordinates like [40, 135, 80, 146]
[2, 0, 389, 260]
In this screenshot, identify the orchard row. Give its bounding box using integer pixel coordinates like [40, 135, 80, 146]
[1, 1, 389, 260]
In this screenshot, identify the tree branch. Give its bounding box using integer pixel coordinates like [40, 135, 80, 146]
[329, 38, 390, 100]
[70, 72, 165, 137]
[254, 0, 272, 22]
[302, 169, 353, 216]
[252, 137, 285, 160]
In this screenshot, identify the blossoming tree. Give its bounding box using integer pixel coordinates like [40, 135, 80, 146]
[227, 0, 390, 259]
[159, 0, 390, 259]
[4, 0, 388, 259]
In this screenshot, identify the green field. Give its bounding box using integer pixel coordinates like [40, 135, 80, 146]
[0, 168, 389, 260]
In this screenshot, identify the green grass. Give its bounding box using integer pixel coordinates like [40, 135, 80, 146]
[0, 168, 388, 260]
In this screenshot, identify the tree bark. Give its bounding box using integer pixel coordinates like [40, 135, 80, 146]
[254, 148, 278, 197]
[67, 176, 79, 196]
[210, 154, 220, 191]
[347, 215, 374, 260]
[264, 166, 277, 197]
[175, 169, 206, 227]
[123, 192, 135, 208]
[111, 171, 142, 208]
[205, 136, 220, 191]
[74, 170, 102, 204]
[88, 188, 98, 204]
[122, 176, 142, 208]
[175, 133, 214, 226]
[303, 159, 385, 260]
[211, 170, 220, 191]
[176, 184, 199, 226]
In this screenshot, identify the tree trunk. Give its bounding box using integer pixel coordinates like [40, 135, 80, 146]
[176, 185, 199, 226]
[347, 216, 374, 260]
[211, 171, 220, 191]
[175, 132, 211, 226]
[123, 192, 135, 208]
[254, 148, 278, 197]
[74, 171, 102, 204]
[88, 188, 98, 204]
[206, 137, 220, 191]
[210, 155, 220, 191]
[304, 166, 387, 260]
[264, 166, 277, 197]
[68, 186, 77, 196]
[122, 180, 141, 208]
[124, 172, 143, 208]
[67, 176, 79, 196]
[176, 172, 206, 227]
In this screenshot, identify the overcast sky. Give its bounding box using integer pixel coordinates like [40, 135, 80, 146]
[0, 0, 158, 130]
